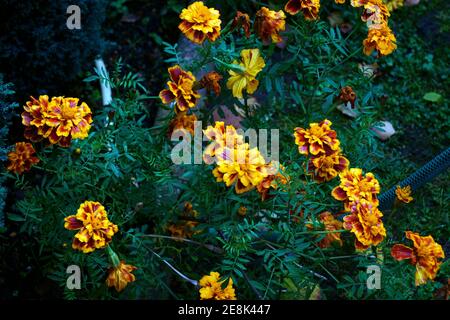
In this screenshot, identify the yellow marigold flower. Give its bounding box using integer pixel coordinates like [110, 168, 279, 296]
[7, 142, 40, 174]
[226, 49, 265, 99]
[64, 201, 118, 253]
[294, 119, 341, 156]
[309, 152, 349, 183]
[363, 24, 397, 57]
[351, 0, 390, 27]
[395, 185, 413, 203]
[178, 1, 221, 44]
[203, 121, 244, 164]
[335, 0, 346, 3]
[213, 144, 268, 194]
[332, 168, 380, 211]
[257, 161, 288, 201]
[159, 65, 201, 113]
[199, 272, 236, 300]
[199, 71, 223, 96]
[343, 199, 386, 250]
[22, 95, 92, 147]
[391, 231, 445, 286]
[231, 11, 251, 38]
[284, 0, 321, 20]
[254, 7, 286, 45]
[106, 261, 137, 292]
[307, 212, 344, 248]
[168, 112, 198, 138]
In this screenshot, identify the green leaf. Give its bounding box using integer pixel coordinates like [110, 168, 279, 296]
[423, 92, 442, 102]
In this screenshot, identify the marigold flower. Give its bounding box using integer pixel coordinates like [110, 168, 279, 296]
[6, 142, 40, 174]
[309, 152, 349, 183]
[199, 272, 236, 300]
[212, 144, 268, 194]
[106, 261, 137, 292]
[385, 0, 404, 11]
[179, 1, 221, 44]
[238, 206, 247, 216]
[226, 49, 265, 99]
[395, 185, 413, 203]
[231, 11, 251, 38]
[307, 212, 344, 248]
[284, 0, 321, 20]
[335, 0, 346, 3]
[168, 112, 198, 138]
[339, 86, 357, 108]
[254, 7, 286, 45]
[64, 201, 118, 253]
[363, 24, 397, 57]
[199, 71, 223, 96]
[351, 0, 390, 27]
[257, 161, 288, 200]
[159, 65, 201, 113]
[167, 202, 200, 239]
[22, 95, 92, 147]
[203, 121, 244, 164]
[332, 168, 380, 211]
[294, 119, 340, 156]
[391, 231, 445, 286]
[343, 200, 386, 250]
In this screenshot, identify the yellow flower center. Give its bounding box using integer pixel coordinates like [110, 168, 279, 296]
[61, 101, 78, 120]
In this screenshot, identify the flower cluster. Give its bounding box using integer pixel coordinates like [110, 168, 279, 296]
[64, 201, 118, 253]
[395, 185, 413, 203]
[254, 7, 286, 45]
[350, 0, 397, 56]
[179, 1, 221, 44]
[294, 119, 349, 182]
[7, 142, 40, 174]
[332, 168, 385, 250]
[22, 95, 92, 147]
[284, 0, 321, 21]
[199, 272, 236, 300]
[391, 231, 445, 286]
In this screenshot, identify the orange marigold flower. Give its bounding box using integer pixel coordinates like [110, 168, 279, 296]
[168, 112, 198, 138]
[22, 95, 92, 147]
[257, 161, 288, 201]
[203, 121, 244, 164]
[294, 119, 340, 156]
[254, 7, 286, 45]
[199, 71, 223, 96]
[363, 24, 397, 57]
[106, 261, 137, 292]
[339, 86, 357, 108]
[64, 201, 118, 253]
[395, 185, 413, 203]
[307, 212, 344, 248]
[284, 0, 321, 20]
[231, 11, 251, 38]
[332, 168, 380, 211]
[237, 206, 247, 216]
[179, 1, 221, 44]
[391, 231, 445, 286]
[226, 49, 265, 99]
[7, 142, 40, 174]
[309, 152, 349, 183]
[335, 0, 346, 3]
[343, 200, 386, 250]
[212, 144, 268, 194]
[199, 272, 236, 300]
[351, 0, 390, 27]
[160, 65, 201, 113]
[167, 202, 200, 239]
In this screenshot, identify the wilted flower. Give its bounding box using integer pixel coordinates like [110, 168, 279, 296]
[332, 168, 380, 211]
[231, 11, 251, 38]
[64, 201, 118, 253]
[307, 212, 344, 248]
[7, 142, 40, 174]
[199, 71, 223, 96]
[343, 199, 386, 250]
[257, 161, 288, 201]
[339, 86, 357, 107]
[106, 260, 137, 292]
[284, 0, 321, 20]
[178, 1, 221, 44]
[254, 7, 286, 45]
[395, 185, 413, 203]
[391, 231, 445, 286]
[159, 65, 201, 113]
[167, 202, 200, 239]
[226, 49, 265, 99]
[294, 119, 340, 156]
[199, 272, 236, 300]
[363, 24, 397, 56]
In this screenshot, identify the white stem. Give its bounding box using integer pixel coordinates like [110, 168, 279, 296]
[94, 57, 113, 106]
